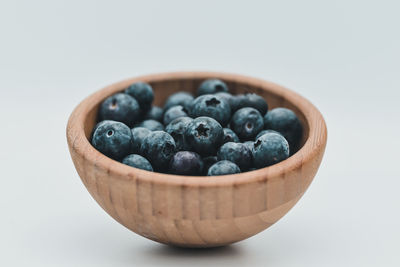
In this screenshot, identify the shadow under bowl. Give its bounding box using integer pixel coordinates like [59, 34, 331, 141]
[66, 72, 327, 247]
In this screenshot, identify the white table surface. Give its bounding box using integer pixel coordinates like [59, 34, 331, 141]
[1, 0, 399, 266]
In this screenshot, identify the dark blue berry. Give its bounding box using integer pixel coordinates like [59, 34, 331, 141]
[214, 92, 233, 103]
[264, 108, 303, 151]
[222, 128, 239, 144]
[165, 117, 193, 151]
[197, 79, 229, 95]
[140, 131, 176, 171]
[228, 95, 242, 112]
[163, 105, 189, 125]
[191, 95, 231, 126]
[130, 127, 151, 154]
[185, 116, 223, 156]
[214, 92, 237, 110]
[169, 151, 203, 175]
[207, 160, 241, 176]
[256, 129, 281, 140]
[217, 142, 252, 171]
[202, 156, 218, 175]
[99, 93, 140, 127]
[143, 106, 163, 122]
[233, 93, 268, 115]
[122, 154, 153, 171]
[125, 82, 154, 111]
[243, 141, 254, 152]
[135, 119, 164, 131]
[164, 91, 194, 110]
[91, 120, 132, 160]
[231, 107, 264, 141]
[252, 132, 289, 168]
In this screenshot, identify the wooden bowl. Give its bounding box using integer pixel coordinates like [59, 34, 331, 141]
[66, 72, 327, 248]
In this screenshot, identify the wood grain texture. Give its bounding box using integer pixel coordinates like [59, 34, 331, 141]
[66, 72, 327, 247]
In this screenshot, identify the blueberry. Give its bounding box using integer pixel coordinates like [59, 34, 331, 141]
[165, 117, 193, 151]
[130, 127, 151, 154]
[143, 106, 163, 122]
[197, 79, 229, 95]
[163, 105, 189, 125]
[207, 160, 241, 176]
[202, 156, 218, 175]
[256, 129, 281, 140]
[185, 116, 223, 156]
[125, 82, 154, 111]
[222, 128, 239, 144]
[214, 92, 233, 103]
[243, 141, 254, 152]
[169, 151, 203, 175]
[264, 108, 303, 151]
[228, 95, 242, 112]
[214, 92, 237, 110]
[230, 107, 264, 141]
[217, 142, 252, 171]
[99, 93, 140, 127]
[191, 94, 231, 126]
[140, 131, 176, 171]
[164, 91, 194, 110]
[135, 119, 164, 131]
[122, 154, 153, 171]
[91, 120, 132, 160]
[252, 132, 289, 168]
[233, 93, 268, 115]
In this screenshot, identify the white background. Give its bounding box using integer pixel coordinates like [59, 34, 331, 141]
[1, 0, 399, 266]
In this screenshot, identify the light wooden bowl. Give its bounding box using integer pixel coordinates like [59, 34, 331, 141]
[67, 72, 327, 248]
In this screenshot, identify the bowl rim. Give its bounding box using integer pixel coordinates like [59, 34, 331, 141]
[67, 71, 327, 187]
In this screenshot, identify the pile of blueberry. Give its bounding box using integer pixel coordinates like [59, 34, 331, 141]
[91, 79, 302, 176]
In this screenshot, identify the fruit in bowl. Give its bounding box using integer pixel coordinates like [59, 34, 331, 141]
[90, 78, 303, 174]
[66, 72, 327, 247]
